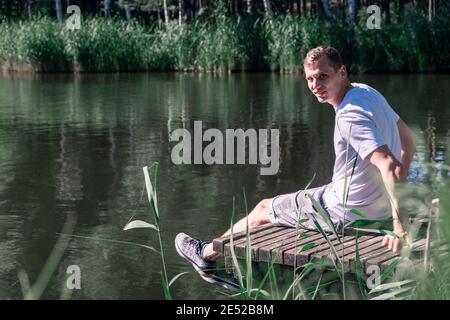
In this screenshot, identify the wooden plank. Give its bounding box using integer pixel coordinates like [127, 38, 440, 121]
[295, 235, 356, 266]
[346, 239, 386, 273]
[258, 229, 311, 262]
[366, 239, 427, 270]
[360, 238, 437, 273]
[267, 232, 326, 264]
[224, 226, 289, 258]
[296, 235, 379, 273]
[215, 222, 437, 277]
[359, 245, 393, 271]
[232, 226, 287, 246]
[233, 228, 298, 260]
[340, 236, 381, 259]
[212, 224, 276, 253]
[283, 232, 338, 266]
[366, 250, 398, 270]
[312, 235, 373, 269]
[251, 229, 300, 262]
[280, 232, 332, 266]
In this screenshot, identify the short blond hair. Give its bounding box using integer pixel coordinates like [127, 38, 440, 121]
[303, 46, 343, 71]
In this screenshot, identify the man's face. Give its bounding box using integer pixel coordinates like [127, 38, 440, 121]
[304, 56, 347, 106]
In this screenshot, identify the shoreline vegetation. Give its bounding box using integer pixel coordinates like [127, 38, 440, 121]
[1, 1, 449, 74]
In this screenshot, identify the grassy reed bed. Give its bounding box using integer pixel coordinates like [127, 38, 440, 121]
[1, 6, 449, 73]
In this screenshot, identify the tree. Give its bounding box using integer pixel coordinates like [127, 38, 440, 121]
[428, 0, 435, 21]
[262, 0, 272, 18]
[27, 0, 33, 21]
[348, 0, 356, 22]
[55, 0, 63, 22]
[178, 0, 183, 25]
[163, 0, 169, 24]
[246, 0, 252, 14]
[105, 0, 113, 18]
[319, 0, 334, 19]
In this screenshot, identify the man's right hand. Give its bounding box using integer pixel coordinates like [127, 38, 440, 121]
[381, 220, 407, 254]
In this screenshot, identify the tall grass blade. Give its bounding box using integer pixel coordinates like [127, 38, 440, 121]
[309, 214, 343, 274]
[298, 243, 316, 252]
[169, 272, 190, 287]
[282, 261, 317, 300]
[270, 263, 280, 300]
[243, 189, 253, 298]
[368, 279, 416, 294]
[161, 272, 172, 300]
[17, 269, 31, 300]
[380, 259, 401, 284]
[254, 259, 276, 300]
[123, 220, 159, 231]
[370, 286, 415, 300]
[229, 196, 245, 297]
[307, 194, 342, 244]
[311, 272, 323, 300]
[143, 164, 160, 226]
[22, 213, 77, 300]
[143, 163, 170, 299]
[354, 233, 367, 297]
[58, 233, 161, 256]
[346, 208, 368, 219]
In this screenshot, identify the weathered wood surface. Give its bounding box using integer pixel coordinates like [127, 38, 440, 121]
[212, 225, 433, 274]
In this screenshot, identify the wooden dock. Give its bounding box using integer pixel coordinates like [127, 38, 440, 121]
[212, 224, 430, 275]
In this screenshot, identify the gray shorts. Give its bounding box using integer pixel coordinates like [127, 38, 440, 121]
[268, 185, 343, 232]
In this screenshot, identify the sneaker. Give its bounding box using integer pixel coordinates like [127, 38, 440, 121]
[175, 232, 215, 270]
[175, 233, 240, 291]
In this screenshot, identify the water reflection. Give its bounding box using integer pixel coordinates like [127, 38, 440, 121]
[0, 73, 449, 299]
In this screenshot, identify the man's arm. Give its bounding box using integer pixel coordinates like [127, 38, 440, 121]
[367, 145, 406, 253]
[397, 119, 416, 181]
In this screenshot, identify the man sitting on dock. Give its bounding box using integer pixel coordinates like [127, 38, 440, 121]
[175, 46, 416, 281]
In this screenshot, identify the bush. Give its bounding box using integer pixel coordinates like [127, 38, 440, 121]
[66, 18, 150, 72]
[7, 17, 70, 71]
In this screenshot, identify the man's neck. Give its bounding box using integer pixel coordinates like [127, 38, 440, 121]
[332, 81, 353, 109]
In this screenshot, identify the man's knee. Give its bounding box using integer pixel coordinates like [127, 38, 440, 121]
[250, 198, 272, 227]
[257, 198, 271, 212]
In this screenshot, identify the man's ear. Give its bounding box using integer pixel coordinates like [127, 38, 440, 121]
[340, 65, 347, 78]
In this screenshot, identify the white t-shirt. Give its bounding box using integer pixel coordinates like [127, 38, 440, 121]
[322, 83, 402, 222]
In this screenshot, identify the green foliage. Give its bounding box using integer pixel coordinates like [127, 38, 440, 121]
[431, 5, 450, 71]
[147, 21, 193, 71]
[0, 6, 449, 73]
[194, 16, 249, 72]
[1, 17, 70, 71]
[66, 18, 150, 72]
[354, 7, 449, 73]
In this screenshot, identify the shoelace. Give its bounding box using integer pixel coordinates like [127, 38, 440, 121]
[186, 237, 201, 255]
[186, 237, 210, 264]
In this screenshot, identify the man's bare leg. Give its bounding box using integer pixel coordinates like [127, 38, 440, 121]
[203, 198, 272, 262]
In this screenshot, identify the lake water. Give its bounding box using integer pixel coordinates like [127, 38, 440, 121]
[0, 73, 449, 299]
